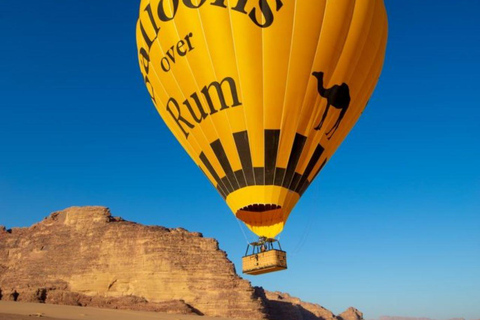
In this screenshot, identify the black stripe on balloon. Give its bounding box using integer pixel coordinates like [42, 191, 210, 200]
[294, 144, 325, 193]
[264, 130, 280, 185]
[220, 176, 234, 194]
[234, 170, 247, 188]
[199, 152, 228, 198]
[211, 139, 240, 190]
[290, 173, 302, 191]
[282, 134, 307, 189]
[274, 167, 286, 186]
[299, 158, 327, 196]
[199, 167, 227, 199]
[205, 130, 328, 199]
[233, 131, 255, 186]
[310, 158, 327, 183]
[254, 167, 265, 185]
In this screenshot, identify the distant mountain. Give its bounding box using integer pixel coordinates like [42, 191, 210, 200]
[0, 206, 361, 320]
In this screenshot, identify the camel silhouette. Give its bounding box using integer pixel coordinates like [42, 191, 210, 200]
[312, 71, 351, 139]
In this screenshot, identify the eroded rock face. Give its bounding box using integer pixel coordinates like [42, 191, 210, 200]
[0, 206, 264, 318]
[0, 206, 359, 319]
[338, 307, 364, 320]
[256, 288, 337, 320]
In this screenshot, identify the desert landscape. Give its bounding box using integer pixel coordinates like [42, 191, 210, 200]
[3, 207, 472, 320]
[1, 1, 478, 319]
[0, 206, 363, 320]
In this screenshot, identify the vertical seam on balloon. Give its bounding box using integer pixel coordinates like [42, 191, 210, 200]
[292, 0, 330, 137]
[271, 0, 299, 191]
[225, 0, 255, 187]
[285, 0, 335, 180]
[294, 1, 330, 143]
[278, 1, 327, 191]
[277, 1, 328, 216]
[193, 6, 245, 192]
[270, 1, 327, 222]
[261, 0, 266, 205]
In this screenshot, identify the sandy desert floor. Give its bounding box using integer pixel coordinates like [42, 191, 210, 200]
[0, 301, 243, 320]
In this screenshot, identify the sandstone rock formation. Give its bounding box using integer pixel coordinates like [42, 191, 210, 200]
[255, 289, 338, 320]
[338, 307, 363, 320]
[0, 206, 361, 320]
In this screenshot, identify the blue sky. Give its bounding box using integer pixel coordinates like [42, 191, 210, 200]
[0, 1, 479, 319]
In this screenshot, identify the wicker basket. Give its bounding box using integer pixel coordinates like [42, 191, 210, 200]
[242, 249, 287, 275]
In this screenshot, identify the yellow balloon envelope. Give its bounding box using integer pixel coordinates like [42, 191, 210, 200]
[136, 0, 388, 238]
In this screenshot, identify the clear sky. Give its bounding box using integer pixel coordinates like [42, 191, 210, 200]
[1, 1, 479, 319]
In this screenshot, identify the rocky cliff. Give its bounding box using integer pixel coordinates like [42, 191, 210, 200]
[0, 206, 361, 320]
[255, 290, 355, 320]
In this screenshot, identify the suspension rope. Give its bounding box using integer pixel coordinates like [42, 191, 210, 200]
[290, 213, 316, 256]
[236, 218, 251, 244]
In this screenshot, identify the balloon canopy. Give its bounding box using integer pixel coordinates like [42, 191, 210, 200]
[136, 0, 388, 238]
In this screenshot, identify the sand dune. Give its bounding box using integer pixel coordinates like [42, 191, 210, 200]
[0, 301, 240, 320]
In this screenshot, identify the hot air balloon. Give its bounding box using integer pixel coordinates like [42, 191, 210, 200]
[136, 0, 388, 274]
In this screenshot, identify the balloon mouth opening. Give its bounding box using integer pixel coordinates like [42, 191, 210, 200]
[236, 204, 284, 229]
[238, 204, 282, 213]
